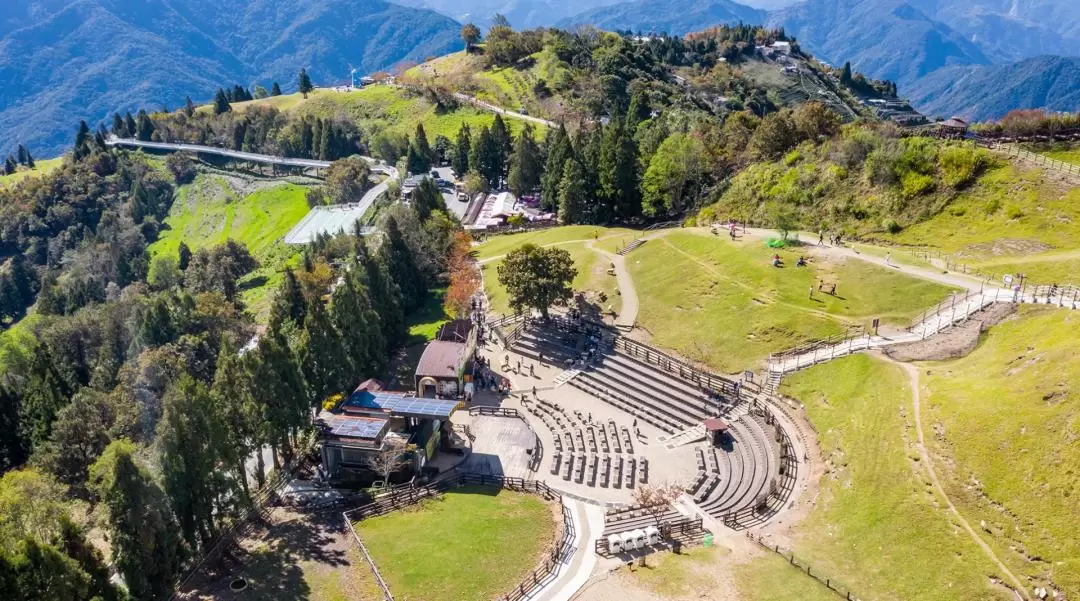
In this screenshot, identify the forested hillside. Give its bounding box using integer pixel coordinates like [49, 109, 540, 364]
[0, 0, 463, 156]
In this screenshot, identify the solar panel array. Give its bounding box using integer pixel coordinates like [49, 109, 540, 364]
[344, 391, 458, 418]
[324, 415, 388, 439]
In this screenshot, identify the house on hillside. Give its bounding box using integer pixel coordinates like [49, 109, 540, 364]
[415, 319, 477, 399]
[317, 378, 461, 481]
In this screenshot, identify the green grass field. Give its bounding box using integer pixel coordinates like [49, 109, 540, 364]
[406, 289, 451, 345]
[481, 241, 622, 317]
[149, 175, 310, 321]
[0, 157, 64, 186]
[733, 552, 843, 601]
[888, 163, 1080, 272]
[780, 354, 1006, 601]
[1038, 146, 1080, 167]
[920, 307, 1080, 596]
[474, 226, 635, 261]
[354, 486, 555, 601]
[628, 230, 955, 372]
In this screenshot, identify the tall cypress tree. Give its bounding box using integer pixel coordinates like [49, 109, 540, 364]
[407, 123, 433, 174]
[213, 89, 231, 115]
[452, 123, 471, 177]
[89, 440, 184, 601]
[557, 158, 587, 224]
[379, 217, 425, 312]
[298, 68, 314, 98]
[183, 96, 196, 117]
[599, 118, 641, 220]
[16, 144, 28, 165]
[271, 82, 282, 96]
[73, 121, 91, 160]
[507, 124, 542, 198]
[3, 155, 15, 175]
[123, 112, 137, 139]
[490, 114, 512, 177]
[111, 113, 126, 138]
[268, 267, 308, 332]
[358, 244, 406, 349]
[298, 299, 350, 406]
[135, 110, 154, 141]
[541, 123, 572, 211]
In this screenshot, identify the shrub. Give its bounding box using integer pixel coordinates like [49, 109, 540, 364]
[783, 149, 801, 166]
[900, 171, 934, 198]
[938, 145, 983, 188]
[882, 217, 902, 233]
[984, 197, 1001, 215]
[863, 143, 901, 186]
[1006, 205, 1025, 219]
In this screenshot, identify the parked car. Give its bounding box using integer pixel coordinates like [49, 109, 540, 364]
[457, 192, 469, 202]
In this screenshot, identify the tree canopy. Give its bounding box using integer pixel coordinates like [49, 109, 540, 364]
[496, 244, 577, 318]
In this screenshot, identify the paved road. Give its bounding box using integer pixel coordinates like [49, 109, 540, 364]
[452, 92, 557, 128]
[104, 136, 398, 177]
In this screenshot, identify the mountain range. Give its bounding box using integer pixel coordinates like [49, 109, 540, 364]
[3, 0, 1079, 157]
[0, 0, 463, 156]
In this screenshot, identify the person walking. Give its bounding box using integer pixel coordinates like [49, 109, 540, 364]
[885, 252, 893, 267]
[808, 286, 814, 300]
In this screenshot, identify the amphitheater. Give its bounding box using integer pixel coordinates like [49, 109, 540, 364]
[458, 312, 807, 570]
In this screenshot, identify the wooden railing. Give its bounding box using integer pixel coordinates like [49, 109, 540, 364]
[593, 516, 705, 555]
[998, 144, 1080, 176]
[612, 336, 738, 397]
[745, 532, 863, 601]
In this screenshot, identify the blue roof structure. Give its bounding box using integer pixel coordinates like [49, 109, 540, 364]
[342, 390, 459, 419]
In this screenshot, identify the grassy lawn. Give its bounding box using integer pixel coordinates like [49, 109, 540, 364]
[625, 546, 728, 597]
[888, 163, 1080, 266]
[407, 289, 451, 345]
[149, 175, 310, 321]
[920, 306, 1080, 596]
[354, 486, 556, 601]
[0, 157, 63, 186]
[780, 354, 1005, 601]
[481, 241, 622, 317]
[1037, 146, 1080, 167]
[732, 552, 843, 601]
[474, 225, 635, 262]
[628, 231, 955, 372]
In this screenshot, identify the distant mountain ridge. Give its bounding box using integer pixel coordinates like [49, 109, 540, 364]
[905, 55, 1080, 121]
[557, 0, 767, 34]
[0, 0, 464, 156]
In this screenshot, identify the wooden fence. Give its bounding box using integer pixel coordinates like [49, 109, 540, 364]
[997, 144, 1080, 176]
[745, 532, 863, 601]
[343, 472, 572, 601]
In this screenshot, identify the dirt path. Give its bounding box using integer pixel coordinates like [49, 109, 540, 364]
[884, 356, 1030, 600]
[477, 238, 598, 264]
[699, 226, 987, 292]
[586, 240, 638, 328]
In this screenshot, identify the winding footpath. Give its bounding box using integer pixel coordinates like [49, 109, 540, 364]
[886, 357, 1030, 600]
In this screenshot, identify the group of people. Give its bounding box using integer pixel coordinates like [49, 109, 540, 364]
[818, 231, 844, 247]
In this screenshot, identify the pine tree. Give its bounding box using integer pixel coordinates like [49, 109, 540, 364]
[599, 118, 640, 220]
[158, 376, 237, 550]
[73, 121, 91, 160]
[89, 440, 184, 601]
[8, 254, 37, 307]
[24, 148, 33, 169]
[177, 241, 192, 271]
[490, 114, 512, 177]
[16, 144, 28, 165]
[411, 177, 445, 222]
[380, 216, 426, 312]
[298, 68, 314, 98]
[840, 61, 853, 85]
[452, 123, 471, 177]
[135, 110, 155, 141]
[271, 82, 282, 96]
[213, 88, 231, 115]
[298, 299, 350, 406]
[211, 341, 261, 497]
[557, 159, 587, 224]
[3, 155, 15, 175]
[19, 345, 72, 457]
[469, 126, 502, 188]
[407, 123, 433, 174]
[268, 267, 308, 332]
[541, 124, 572, 211]
[358, 244, 406, 348]
[183, 96, 195, 117]
[627, 90, 651, 129]
[123, 112, 137, 139]
[507, 124, 542, 198]
[111, 113, 126, 138]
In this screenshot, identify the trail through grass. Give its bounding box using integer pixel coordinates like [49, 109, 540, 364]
[920, 307, 1080, 596]
[628, 231, 955, 372]
[780, 354, 1006, 601]
[354, 486, 555, 601]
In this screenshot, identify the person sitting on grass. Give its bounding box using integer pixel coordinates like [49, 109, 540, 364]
[771, 253, 783, 267]
[797, 256, 807, 267]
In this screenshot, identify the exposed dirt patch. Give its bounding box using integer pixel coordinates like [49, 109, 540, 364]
[960, 239, 1053, 258]
[883, 302, 1016, 362]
